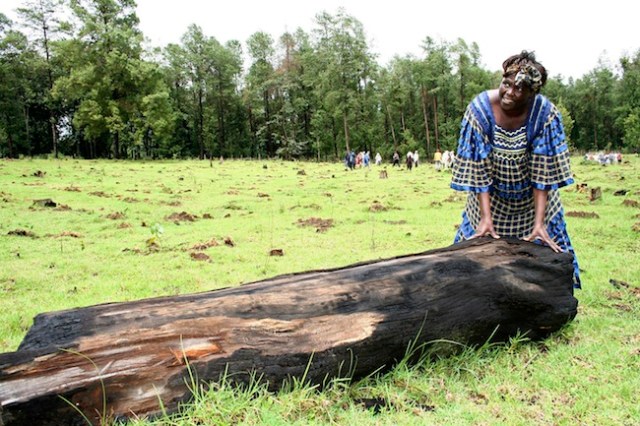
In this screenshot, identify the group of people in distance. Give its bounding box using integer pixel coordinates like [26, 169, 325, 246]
[388, 150, 420, 169]
[583, 151, 623, 165]
[343, 51, 581, 290]
[344, 150, 370, 169]
[347, 150, 421, 169]
[433, 149, 454, 171]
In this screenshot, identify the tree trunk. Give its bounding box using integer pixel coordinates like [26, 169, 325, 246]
[113, 131, 120, 159]
[264, 89, 272, 157]
[50, 119, 58, 159]
[343, 110, 350, 153]
[0, 238, 577, 425]
[433, 96, 440, 152]
[198, 88, 205, 160]
[217, 81, 226, 157]
[421, 86, 431, 157]
[385, 104, 397, 151]
[23, 105, 31, 157]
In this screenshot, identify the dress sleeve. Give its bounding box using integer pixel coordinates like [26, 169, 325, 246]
[451, 105, 493, 193]
[530, 104, 574, 190]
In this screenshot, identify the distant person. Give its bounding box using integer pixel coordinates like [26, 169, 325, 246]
[433, 149, 443, 171]
[392, 151, 400, 167]
[450, 50, 580, 288]
[442, 150, 454, 170]
[375, 152, 382, 165]
[405, 151, 413, 171]
[363, 151, 371, 168]
[413, 150, 420, 167]
[348, 150, 356, 170]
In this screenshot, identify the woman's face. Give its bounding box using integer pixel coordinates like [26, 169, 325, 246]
[498, 74, 533, 112]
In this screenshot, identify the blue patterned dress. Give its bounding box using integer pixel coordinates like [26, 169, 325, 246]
[451, 91, 581, 288]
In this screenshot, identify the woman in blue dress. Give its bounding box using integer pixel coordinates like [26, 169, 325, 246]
[451, 51, 581, 288]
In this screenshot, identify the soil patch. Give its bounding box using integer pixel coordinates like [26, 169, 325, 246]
[57, 231, 82, 238]
[90, 191, 111, 197]
[166, 211, 197, 222]
[384, 220, 407, 225]
[190, 252, 211, 261]
[369, 201, 388, 212]
[297, 217, 334, 232]
[566, 211, 600, 219]
[32, 198, 57, 208]
[305, 203, 321, 210]
[8, 229, 36, 237]
[445, 194, 464, 203]
[106, 212, 126, 220]
[191, 239, 219, 250]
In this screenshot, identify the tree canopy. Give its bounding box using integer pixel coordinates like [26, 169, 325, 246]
[1, 1, 638, 159]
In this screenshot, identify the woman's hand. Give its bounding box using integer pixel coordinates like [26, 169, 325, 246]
[523, 224, 562, 252]
[524, 189, 562, 252]
[470, 216, 500, 239]
[471, 192, 500, 239]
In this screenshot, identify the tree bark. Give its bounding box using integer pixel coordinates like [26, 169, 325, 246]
[421, 86, 431, 157]
[0, 238, 577, 425]
[343, 110, 350, 153]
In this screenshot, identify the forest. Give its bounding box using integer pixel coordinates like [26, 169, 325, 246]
[1, 0, 639, 160]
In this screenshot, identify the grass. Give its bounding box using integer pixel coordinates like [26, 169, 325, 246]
[1, 155, 639, 425]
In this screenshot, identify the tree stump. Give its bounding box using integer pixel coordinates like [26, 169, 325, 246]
[0, 238, 578, 425]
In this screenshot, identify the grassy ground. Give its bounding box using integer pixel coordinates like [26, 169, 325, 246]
[1, 156, 639, 425]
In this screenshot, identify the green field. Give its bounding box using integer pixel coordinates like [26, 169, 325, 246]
[1, 156, 639, 425]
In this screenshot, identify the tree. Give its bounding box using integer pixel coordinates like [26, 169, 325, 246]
[164, 25, 243, 160]
[52, 0, 170, 158]
[621, 109, 640, 152]
[569, 63, 619, 151]
[0, 15, 42, 157]
[245, 31, 276, 158]
[310, 9, 378, 157]
[17, 0, 68, 157]
[419, 38, 454, 155]
[617, 50, 640, 152]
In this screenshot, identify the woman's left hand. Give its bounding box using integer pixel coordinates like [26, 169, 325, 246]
[523, 224, 562, 253]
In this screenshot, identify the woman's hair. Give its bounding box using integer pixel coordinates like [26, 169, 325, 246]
[502, 50, 548, 92]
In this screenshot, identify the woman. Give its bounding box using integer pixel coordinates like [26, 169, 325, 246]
[451, 51, 581, 288]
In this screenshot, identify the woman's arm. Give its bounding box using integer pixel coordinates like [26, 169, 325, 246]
[523, 189, 562, 252]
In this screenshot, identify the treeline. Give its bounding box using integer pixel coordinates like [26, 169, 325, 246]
[1, 0, 639, 160]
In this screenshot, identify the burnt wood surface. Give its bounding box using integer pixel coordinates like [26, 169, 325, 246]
[0, 238, 578, 425]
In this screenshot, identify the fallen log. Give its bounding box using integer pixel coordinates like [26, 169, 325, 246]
[0, 238, 578, 425]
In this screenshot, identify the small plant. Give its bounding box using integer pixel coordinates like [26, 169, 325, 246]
[146, 223, 164, 251]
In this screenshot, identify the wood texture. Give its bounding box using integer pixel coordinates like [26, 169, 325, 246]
[0, 238, 578, 425]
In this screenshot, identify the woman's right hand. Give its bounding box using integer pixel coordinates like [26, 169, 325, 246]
[470, 217, 500, 239]
[471, 192, 500, 239]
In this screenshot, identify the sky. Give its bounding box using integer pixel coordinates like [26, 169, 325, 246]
[2, 0, 638, 80]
